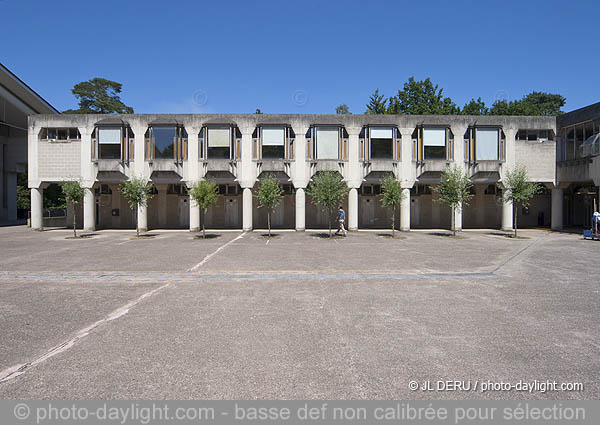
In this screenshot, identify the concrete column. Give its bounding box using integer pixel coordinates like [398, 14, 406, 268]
[295, 187, 305, 231]
[6, 173, 17, 221]
[83, 187, 95, 231]
[190, 196, 200, 232]
[242, 187, 252, 231]
[348, 187, 358, 231]
[551, 188, 563, 230]
[400, 188, 411, 231]
[30, 187, 43, 230]
[137, 204, 148, 232]
[501, 200, 513, 231]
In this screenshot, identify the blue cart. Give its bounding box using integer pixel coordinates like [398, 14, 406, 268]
[584, 212, 600, 240]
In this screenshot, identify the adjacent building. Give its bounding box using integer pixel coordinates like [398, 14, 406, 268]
[0, 63, 57, 224]
[27, 113, 564, 232]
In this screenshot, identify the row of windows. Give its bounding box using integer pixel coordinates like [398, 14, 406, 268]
[38, 125, 552, 162]
[560, 120, 600, 161]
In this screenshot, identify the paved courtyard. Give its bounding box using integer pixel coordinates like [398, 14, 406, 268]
[0, 226, 597, 399]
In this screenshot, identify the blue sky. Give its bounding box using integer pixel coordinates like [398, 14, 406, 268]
[2, 0, 598, 114]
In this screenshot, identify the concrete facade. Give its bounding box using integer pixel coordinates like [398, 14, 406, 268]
[28, 113, 559, 231]
[555, 102, 600, 229]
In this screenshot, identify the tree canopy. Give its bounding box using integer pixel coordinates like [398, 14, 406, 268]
[434, 166, 473, 236]
[257, 174, 284, 238]
[380, 174, 405, 237]
[61, 181, 85, 238]
[307, 171, 349, 237]
[502, 166, 541, 237]
[335, 104, 350, 114]
[188, 180, 218, 238]
[63, 78, 134, 114]
[365, 77, 565, 116]
[120, 177, 154, 236]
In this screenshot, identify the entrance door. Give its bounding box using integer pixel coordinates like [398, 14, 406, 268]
[225, 197, 239, 228]
[178, 197, 189, 228]
[360, 197, 375, 228]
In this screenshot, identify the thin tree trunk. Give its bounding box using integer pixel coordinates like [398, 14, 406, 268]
[452, 205, 456, 237]
[328, 208, 332, 238]
[514, 204, 518, 238]
[392, 206, 395, 238]
[202, 209, 206, 239]
[73, 205, 77, 238]
[268, 211, 271, 238]
[136, 205, 140, 237]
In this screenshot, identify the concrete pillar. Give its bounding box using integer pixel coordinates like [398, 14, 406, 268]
[502, 200, 513, 231]
[6, 173, 17, 221]
[30, 187, 43, 230]
[83, 187, 95, 231]
[400, 188, 411, 231]
[551, 188, 563, 230]
[295, 187, 305, 231]
[190, 196, 200, 232]
[348, 187, 358, 231]
[242, 187, 252, 231]
[137, 204, 148, 233]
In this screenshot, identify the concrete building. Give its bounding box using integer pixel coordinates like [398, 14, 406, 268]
[555, 102, 600, 229]
[0, 64, 57, 224]
[27, 113, 562, 232]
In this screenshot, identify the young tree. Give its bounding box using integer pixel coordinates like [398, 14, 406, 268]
[434, 166, 473, 236]
[257, 174, 283, 238]
[120, 177, 154, 237]
[307, 171, 349, 237]
[61, 181, 85, 238]
[365, 89, 388, 114]
[503, 166, 541, 238]
[188, 180, 218, 239]
[380, 174, 406, 238]
[335, 104, 350, 114]
[63, 78, 133, 114]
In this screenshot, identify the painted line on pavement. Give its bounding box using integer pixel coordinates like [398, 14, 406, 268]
[187, 232, 245, 272]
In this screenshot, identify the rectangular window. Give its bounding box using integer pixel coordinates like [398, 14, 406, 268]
[207, 127, 231, 159]
[47, 128, 57, 139]
[566, 127, 575, 160]
[152, 127, 176, 159]
[423, 128, 446, 160]
[98, 127, 122, 159]
[476, 128, 499, 160]
[57, 129, 68, 140]
[316, 127, 339, 159]
[575, 125, 584, 158]
[68, 128, 80, 139]
[370, 127, 394, 159]
[261, 127, 285, 159]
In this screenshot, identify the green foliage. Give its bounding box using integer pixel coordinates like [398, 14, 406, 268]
[462, 97, 489, 115]
[335, 104, 350, 114]
[61, 181, 85, 237]
[503, 166, 541, 237]
[380, 174, 405, 237]
[365, 89, 388, 114]
[257, 174, 283, 211]
[188, 180, 218, 237]
[255, 108, 263, 114]
[490, 91, 565, 116]
[387, 77, 460, 115]
[63, 78, 134, 114]
[434, 166, 473, 235]
[17, 186, 30, 210]
[307, 171, 349, 237]
[120, 177, 154, 236]
[44, 183, 66, 209]
[257, 174, 284, 237]
[61, 181, 85, 205]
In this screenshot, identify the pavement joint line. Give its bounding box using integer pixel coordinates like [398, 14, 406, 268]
[0, 281, 172, 384]
[187, 233, 245, 272]
[491, 233, 547, 274]
[0, 271, 495, 280]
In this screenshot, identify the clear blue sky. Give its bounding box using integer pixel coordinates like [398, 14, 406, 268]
[2, 0, 598, 114]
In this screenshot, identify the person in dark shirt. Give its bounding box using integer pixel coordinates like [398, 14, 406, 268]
[335, 206, 347, 236]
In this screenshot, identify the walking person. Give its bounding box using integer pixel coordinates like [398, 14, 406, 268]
[335, 205, 347, 236]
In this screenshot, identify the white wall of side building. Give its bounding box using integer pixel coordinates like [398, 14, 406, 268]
[28, 113, 558, 231]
